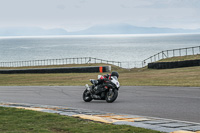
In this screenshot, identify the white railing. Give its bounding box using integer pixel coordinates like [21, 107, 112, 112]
[142, 46, 200, 66]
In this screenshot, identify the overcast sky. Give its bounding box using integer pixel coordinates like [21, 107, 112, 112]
[0, 0, 200, 31]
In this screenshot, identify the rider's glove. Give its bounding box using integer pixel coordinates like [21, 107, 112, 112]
[94, 80, 98, 85]
[104, 74, 109, 78]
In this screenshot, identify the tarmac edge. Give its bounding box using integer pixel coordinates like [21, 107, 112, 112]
[1, 102, 200, 133]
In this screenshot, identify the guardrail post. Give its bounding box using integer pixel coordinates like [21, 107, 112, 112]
[186, 48, 187, 55]
[167, 50, 169, 57]
[199, 46, 200, 53]
[192, 47, 194, 55]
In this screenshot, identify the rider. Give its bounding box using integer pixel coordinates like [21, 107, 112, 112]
[97, 71, 119, 85]
[92, 71, 119, 97]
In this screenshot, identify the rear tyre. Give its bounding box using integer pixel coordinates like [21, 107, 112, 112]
[106, 89, 118, 103]
[83, 89, 92, 102]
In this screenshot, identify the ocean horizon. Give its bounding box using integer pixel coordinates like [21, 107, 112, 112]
[1, 32, 200, 38]
[1, 33, 200, 68]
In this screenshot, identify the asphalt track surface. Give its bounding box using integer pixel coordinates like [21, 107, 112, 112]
[0, 86, 200, 123]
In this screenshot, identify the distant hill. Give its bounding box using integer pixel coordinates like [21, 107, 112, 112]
[0, 24, 200, 36]
[74, 24, 200, 35]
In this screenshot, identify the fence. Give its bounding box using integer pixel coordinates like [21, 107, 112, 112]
[1, 46, 200, 69]
[121, 61, 143, 68]
[142, 46, 200, 66]
[0, 57, 122, 68]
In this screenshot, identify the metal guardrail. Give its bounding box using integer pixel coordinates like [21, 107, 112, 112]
[121, 61, 143, 69]
[1, 46, 200, 69]
[0, 57, 122, 68]
[142, 46, 200, 66]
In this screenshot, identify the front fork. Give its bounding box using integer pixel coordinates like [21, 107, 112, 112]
[85, 84, 90, 91]
[108, 88, 113, 96]
[85, 84, 92, 95]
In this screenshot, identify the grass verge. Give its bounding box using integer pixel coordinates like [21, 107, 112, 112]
[0, 107, 162, 133]
[158, 54, 200, 62]
[0, 65, 200, 86]
[1, 54, 200, 87]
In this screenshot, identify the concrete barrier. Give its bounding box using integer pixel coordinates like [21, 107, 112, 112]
[148, 59, 200, 69]
[0, 66, 111, 74]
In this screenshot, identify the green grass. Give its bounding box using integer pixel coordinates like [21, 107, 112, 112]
[1, 55, 200, 87]
[158, 54, 200, 62]
[0, 65, 200, 86]
[0, 107, 162, 133]
[121, 66, 200, 86]
[1, 56, 199, 132]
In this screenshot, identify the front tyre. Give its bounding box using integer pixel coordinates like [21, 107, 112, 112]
[83, 89, 93, 102]
[106, 89, 118, 103]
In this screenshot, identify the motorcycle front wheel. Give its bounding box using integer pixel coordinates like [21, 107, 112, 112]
[106, 89, 118, 103]
[83, 89, 93, 102]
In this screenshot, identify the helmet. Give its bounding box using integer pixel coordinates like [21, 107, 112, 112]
[111, 71, 119, 78]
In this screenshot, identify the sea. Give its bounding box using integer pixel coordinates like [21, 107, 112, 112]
[0, 33, 200, 68]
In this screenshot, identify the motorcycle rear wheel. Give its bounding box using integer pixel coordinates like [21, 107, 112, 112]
[83, 89, 93, 102]
[106, 89, 118, 103]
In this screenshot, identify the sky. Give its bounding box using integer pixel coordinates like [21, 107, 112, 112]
[0, 0, 200, 32]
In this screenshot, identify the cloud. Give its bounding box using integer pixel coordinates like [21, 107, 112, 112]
[0, 0, 199, 30]
[146, 0, 200, 8]
[57, 5, 66, 10]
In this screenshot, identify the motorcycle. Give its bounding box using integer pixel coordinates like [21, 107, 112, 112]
[83, 75, 120, 103]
